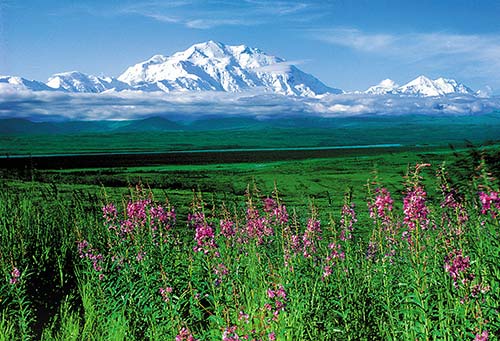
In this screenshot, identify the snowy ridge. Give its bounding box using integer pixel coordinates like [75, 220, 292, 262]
[0, 42, 482, 99]
[0, 76, 54, 91]
[118, 41, 342, 97]
[365, 79, 399, 95]
[46, 71, 128, 93]
[365, 76, 475, 97]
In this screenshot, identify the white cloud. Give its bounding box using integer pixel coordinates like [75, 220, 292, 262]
[1, 88, 499, 122]
[116, 0, 320, 29]
[252, 60, 308, 73]
[314, 28, 396, 52]
[185, 18, 251, 29]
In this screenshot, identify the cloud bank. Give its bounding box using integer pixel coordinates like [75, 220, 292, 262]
[1, 87, 499, 122]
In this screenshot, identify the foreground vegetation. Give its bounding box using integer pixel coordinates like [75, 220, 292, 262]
[0, 146, 499, 340]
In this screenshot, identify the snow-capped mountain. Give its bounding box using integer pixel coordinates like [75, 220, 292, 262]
[46, 71, 128, 93]
[364, 76, 475, 97]
[0, 76, 54, 91]
[118, 40, 342, 97]
[0, 43, 482, 100]
[365, 79, 399, 95]
[397, 75, 474, 97]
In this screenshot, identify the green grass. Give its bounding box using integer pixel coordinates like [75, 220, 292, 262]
[1, 113, 500, 155]
[0, 144, 499, 340]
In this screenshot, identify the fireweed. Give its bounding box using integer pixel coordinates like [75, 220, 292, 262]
[15, 164, 492, 339]
[189, 211, 217, 254]
[9, 267, 20, 285]
[478, 190, 500, 219]
[367, 187, 397, 260]
[339, 202, 357, 242]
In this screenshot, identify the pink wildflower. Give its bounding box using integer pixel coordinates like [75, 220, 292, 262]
[340, 203, 357, 241]
[263, 198, 289, 225]
[369, 188, 393, 221]
[126, 199, 151, 225]
[475, 330, 489, 341]
[214, 263, 229, 285]
[302, 218, 322, 258]
[246, 206, 272, 244]
[479, 191, 500, 219]
[150, 205, 176, 230]
[176, 327, 196, 341]
[238, 310, 249, 323]
[102, 203, 117, 223]
[222, 325, 241, 341]
[77, 240, 104, 274]
[10, 267, 20, 285]
[440, 187, 469, 231]
[189, 212, 217, 253]
[444, 249, 474, 288]
[266, 284, 287, 321]
[263, 198, 277, 213]
[159, 287, 173, 303]
[290, 234, 301, 253]
[136, 251, 146, 262]
[220, 219, 235, 238]
[323, 242, 345, 279]
[403, 186, 430, 231]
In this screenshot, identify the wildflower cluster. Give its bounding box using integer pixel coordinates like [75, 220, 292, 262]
[189, 211, 217, 254]
[245, 205, 273, 245]
[367, 187, 398, 260]
[77, 240, 104, 279]
[368, 187, 394, 223]
[339, 202, 357, 241]
[440, 187, 469, 232]
[263, 197, 289, 225]
[444, 249, 473, 288]
[474, 330, 489, 341]
[403, 185, 430, 231]
[323, 242, 345, 279]
[176, 327, 197, 341]
[159, 286, 173, 303]
[302, 218, 322, 258]
[265, 284, 287, 321]
[66, 166, 499, 340]
[220, 219, 235, 239]
[9, 267, 20, 285]
[478, 191, 500, 219]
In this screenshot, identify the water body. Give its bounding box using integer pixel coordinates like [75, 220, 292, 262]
[0, 143, 433, 170]
[1, 143, 403, 159]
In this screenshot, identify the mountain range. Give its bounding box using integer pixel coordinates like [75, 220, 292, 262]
[0, 41, 480, 98]
[365, 76, 475, 97]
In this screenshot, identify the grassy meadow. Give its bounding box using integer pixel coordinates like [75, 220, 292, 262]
[0, 123, 499, 340]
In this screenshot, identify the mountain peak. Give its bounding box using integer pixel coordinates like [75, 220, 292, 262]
[147, 55, 169, 64]
[47, 71, 127, 93]
[363, 76, 476, 97]
[192, 40, 225, 49]
[378, 79, 398, 87]
[0, 75, 54, 91]
[399, 75, 474, 97]
[365, 78, 398, 95]
[117, 41, 341, 96]
[407, 75, 434, 86]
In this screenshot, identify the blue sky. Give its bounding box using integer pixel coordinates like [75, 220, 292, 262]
[2, 0, 500, 93]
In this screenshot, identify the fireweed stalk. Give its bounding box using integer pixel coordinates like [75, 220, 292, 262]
[54, 165, 498, 339]
[367, 186, 396, 260]
[402, 164, 431, 256]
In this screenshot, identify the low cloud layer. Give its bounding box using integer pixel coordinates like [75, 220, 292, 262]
[0, 87, 499, 122]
